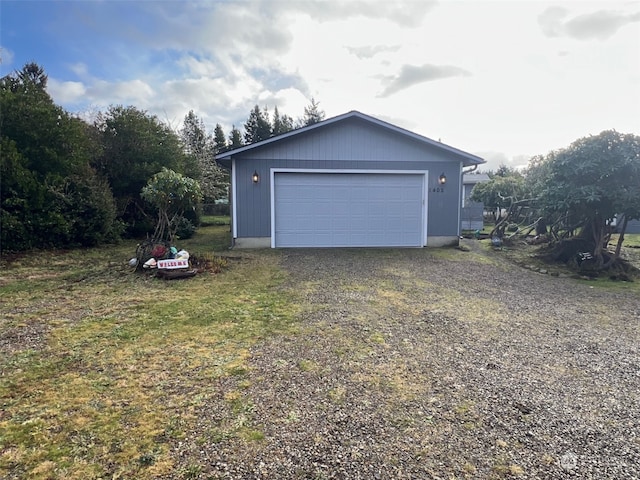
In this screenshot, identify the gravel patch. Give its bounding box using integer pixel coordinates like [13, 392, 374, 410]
[173, 243, 640, 479]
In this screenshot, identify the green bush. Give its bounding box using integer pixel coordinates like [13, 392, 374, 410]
[173, 217, 197, 239]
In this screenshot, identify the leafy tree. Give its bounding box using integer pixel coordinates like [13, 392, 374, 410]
[0, 138, 44, 250]
[530, 130, 640, 269]
[180, 111, 227, 203]
[55, 165, 122, 247]
[213, 123, 227, 153]
[228, 125, 243, 149]
[243, 105, 272, 144]
[299, 97, 325, 127]
[1, 63, 119, 251]
[470, 170, 525, 226]
[493, 164, 514, 178]
[140, 168, 202, 243]
[272, 106, 294, 136]
[93, 105, 187, 236]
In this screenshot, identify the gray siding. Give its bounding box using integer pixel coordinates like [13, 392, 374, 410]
[625, 218, 640, 234]
[239, 118, 464, 163]
[614, 215, 640, 234]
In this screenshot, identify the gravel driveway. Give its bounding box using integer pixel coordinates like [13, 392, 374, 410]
[178, 243, 640, 479]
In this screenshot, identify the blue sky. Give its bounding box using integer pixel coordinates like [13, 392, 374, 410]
[2, 0, 639, 171]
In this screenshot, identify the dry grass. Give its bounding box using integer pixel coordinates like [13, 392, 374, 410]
[0, 225, 298, 479]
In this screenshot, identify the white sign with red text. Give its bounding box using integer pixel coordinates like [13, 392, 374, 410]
[157, 258, 190, 270]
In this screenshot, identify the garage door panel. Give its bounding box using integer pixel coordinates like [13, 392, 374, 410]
[274, 172, 424, 247]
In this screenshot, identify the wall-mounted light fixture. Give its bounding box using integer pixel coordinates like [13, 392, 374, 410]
[438, 173, 447, 185]
[252, 170, 260, 184]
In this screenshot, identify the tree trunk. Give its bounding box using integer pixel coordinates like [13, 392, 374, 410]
[535, 217, 547, 236]
[614, 216, 629, 259]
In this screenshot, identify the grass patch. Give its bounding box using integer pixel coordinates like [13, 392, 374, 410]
[612, 233, 640, 248]
[200, 215, 231, 227]
[576, 275, 640, 293]
[0, 224, 298, 479]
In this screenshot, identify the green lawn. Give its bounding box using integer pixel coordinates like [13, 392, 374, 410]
[615, 233, 640, 247]
[0, 222, 298, 479]
[200, 215, 231, 227]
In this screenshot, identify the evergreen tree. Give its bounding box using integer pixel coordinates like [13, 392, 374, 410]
[300, 97, 325, 127]
[272, 106, 294, 136]
[213, 123, 227, 153]
[228, 125, 244, 149]
[16, 62, 48, 89]
[180, 111, 227, 203]
[243, 105, 272, 144]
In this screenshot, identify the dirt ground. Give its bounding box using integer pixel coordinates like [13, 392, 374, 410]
[169, 241, 640, 479]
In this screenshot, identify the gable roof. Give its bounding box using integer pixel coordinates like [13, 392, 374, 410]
[463, 173, 491, 184]
[216, 110, 485, 167]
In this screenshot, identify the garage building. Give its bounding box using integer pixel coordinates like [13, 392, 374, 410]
[216, 111, 485, 248]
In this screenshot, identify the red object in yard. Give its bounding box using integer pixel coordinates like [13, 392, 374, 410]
[151, 245, 167, 258]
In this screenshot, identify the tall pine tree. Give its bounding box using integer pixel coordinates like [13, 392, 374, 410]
[244, 105, 272, 144]
[180, 111, 228, 203]
[300, 97, 325, 127]
[213, 123, 227, 153]
[272, 106, 294, 136]
[228, 125, 243, 149]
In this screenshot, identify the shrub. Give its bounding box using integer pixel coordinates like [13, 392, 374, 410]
[173, 217, 196, 239]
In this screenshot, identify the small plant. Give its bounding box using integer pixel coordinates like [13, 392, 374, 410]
[181, 463, 203, 479]
[239, 428, 265, 442]
[137, 452, 156, 466]
[298, 359, 319, 372]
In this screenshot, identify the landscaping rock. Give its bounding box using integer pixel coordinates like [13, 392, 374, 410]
[560, 451, 578, 472]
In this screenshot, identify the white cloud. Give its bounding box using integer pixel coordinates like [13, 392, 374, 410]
[92, 79, 154, 104]
[0, 45, 15, 71]
[47, 79, 86, 104]
[378, 64, 472, 98]
[289, 0, 437, 27]
[69, 62, 90, 78]
[346, 45, 401, 59]
[177, 55, 223, 78]
[538, 6, 640, 41]
[538, 6, 569, 38]
[473, 152, 531, 173]
[565, 10, 640, 40]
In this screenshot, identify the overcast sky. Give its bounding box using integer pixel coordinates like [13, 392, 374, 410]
[2, 0, 639, 171]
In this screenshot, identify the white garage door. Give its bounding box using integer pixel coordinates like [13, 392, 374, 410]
[273, 172, 425, 247]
